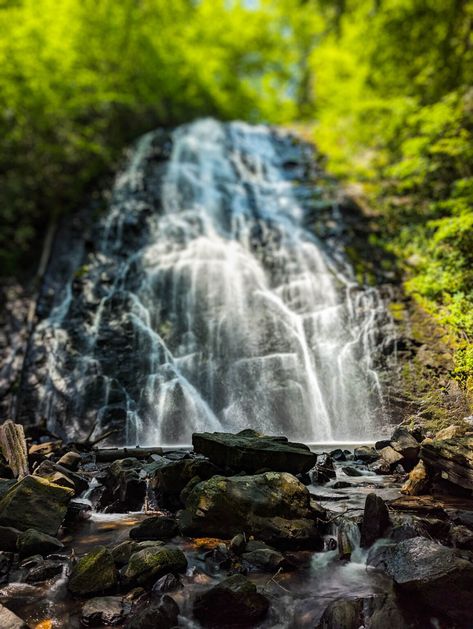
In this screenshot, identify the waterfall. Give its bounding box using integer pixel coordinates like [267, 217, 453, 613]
[26, 119, 394, 445]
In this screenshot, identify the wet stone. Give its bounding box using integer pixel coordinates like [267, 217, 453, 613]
[81, 596, 124, 626]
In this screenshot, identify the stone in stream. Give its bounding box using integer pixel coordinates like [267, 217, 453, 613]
[369, 536, 473, 625]
[310, 453, 336, 484]
[178, 472, 323, 550]
[111, 540, 164, 567]
[25, 558, 65, 583]
[123, 547, 187, 586]
[193, 574, 269, 628]
[81, 596, 124, 626]
[378, 446, 403, 470]
[17, 528, 64, 559]
[192, 430, 316, 474]
[316, 594, 407, 629]
[69, 546, 118, 595]
[241, 546, 288, 572]
[124, 594, 179, 629]
[341, 465, 364, 477]
[360, 493, 390, 548]
[0, 475, 73, 536]
[129, 515, 178, 541]
[151, 573, 183, 594]
[150, 457, 222, 507]
[0, 603, 29, 629]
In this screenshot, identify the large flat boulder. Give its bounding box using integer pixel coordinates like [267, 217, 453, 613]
[178, 471, 322, 549]
[421, 435, 473, 490]
[192, 430, 316, 474]
[370, 536, 473, 624]
[0, 475, 73, 536]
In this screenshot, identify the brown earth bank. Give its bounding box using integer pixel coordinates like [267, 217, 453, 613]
[0, 425, 471, 627]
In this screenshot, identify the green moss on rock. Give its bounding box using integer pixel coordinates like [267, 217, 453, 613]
[69, 546, 118, 596]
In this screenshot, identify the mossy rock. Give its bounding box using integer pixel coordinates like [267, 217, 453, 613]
[18, 528, 64, 559]
[123, 547, 187, 586]
[0, 475, 73, 536]
[69, 546, 118, 595]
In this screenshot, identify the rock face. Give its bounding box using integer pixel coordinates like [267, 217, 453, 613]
[421, 435, 473, 490]
[178, 472, 322, 549]
[192, 430, 316, 474]
[193, 574, 269, 628]
[360, 493, 390, 548]
[0, 475, 73, 535]
[69, 546, 118, 595]
[371, 537, 473, 624]
[123, 547, 187, 586]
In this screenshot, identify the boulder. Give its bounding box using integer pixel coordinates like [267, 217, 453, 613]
[316, 594, 406, 629]
[25, 558, 65, 583]
[110, 540, 163, 567]
[401, 461, 431, 496]
[57, 451, 81, 471]
[420, 435, 473, 490]
[341, 466, 363, 477]
[17, 528, 64, 559]
[178, 472, 322, 550]
[0, 475, 73, 535]
[69, 546, 118, 595]
[151, 573, 183, 594]
[81, 596, 124, 626]
[242, 546, 287, 572]
[390, 428, 420, 469]
[378, 446, 403, 470]
[370, 537, 473, 624]
[193, 574, 269, 627]
[129, 516, 178, 541]
[123, 547, 187, 586]
[329, 449, 346, 462]
[0, 604, 28, 629]
[360, 493, 390, 548]
[310, 454, 336, 484]
[151, 457, 221, 507]
[192, 430, 316, 474]
[98, 458, 146, 513]
[354, 446, 379, 463]
[124, 595, 179, 629]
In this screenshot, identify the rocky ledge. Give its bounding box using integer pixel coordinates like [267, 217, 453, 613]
[0, 423, 470, 627]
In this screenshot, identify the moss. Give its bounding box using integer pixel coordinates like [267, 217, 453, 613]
[68, 546, 118, 595]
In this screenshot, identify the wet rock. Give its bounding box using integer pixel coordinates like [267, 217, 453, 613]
[81, 596, 124, 626]
[151, 573, 183, 594]
[57, 451, 81, 471]
[337, 519, 359, 560]
[229, 533, 247, 554]
[390, 427, 420, 470]
[98, 458, 146, 513]
[18, 528, 64, 559]
[192, 430, 316, 474]
[64, 497, 92, 526]
[129, 516, 178, 541]
[370, 537, 473, 624]
[25, 558, 64, 583]
[242, 546, 287, 572]
[0, 525, 20, 552]
[329, 449, 346, 462]
[0, 552, 12, 584]
[111, 540, 163, 567]
[401, 461, 431, 496]
[125, 594, 179, 629]
[123, 547, 187, 586]
[331, 481, 351, 489]
[421, 435, 473, 491]
[450, 524, 473, 551]
[354, 446, 379, 463]
[341, 466, 363, 477]
[69, 546, 118, 595]
[360, 493, 390, 548]
[0, 603, 28, 629]
[310, 454, 336, 484]
[0, 475, 73, 535]
[178, 472, 323, 550]
[193, 574, 269, 628]
[316, 594, 406, 629]
[151, 457, 221, 507]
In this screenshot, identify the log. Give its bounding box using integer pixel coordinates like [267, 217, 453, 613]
[93, 447, 165, 463]
[0, 420, 29, 478]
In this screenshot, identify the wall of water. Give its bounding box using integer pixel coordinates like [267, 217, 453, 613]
[20, 120, 395, 445]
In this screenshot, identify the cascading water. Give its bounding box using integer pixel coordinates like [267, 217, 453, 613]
[23, 119, 394, 445]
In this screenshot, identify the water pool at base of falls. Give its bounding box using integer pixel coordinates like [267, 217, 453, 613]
[27, 119, 396, 446]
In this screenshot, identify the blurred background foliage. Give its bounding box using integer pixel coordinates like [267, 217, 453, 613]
[1, 0, 472, 385]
